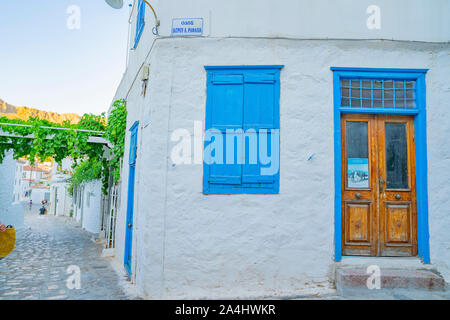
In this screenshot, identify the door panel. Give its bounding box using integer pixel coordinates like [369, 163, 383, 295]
[377, 116, 417, 256]
[341, 114, 418, 257]
[343, 201, 375, 256]
[384, 202, 412, 243]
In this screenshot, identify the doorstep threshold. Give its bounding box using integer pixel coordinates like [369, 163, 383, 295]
[336, 256, 434, 270]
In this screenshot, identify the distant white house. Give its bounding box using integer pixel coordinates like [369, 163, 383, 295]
[12, 159, 27, 203]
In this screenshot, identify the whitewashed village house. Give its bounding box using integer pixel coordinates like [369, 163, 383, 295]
[48, 157, 105, 236]
[23, 164, 50, 204]
[109, 0, 450, 298]
[0, 152, 24, 229]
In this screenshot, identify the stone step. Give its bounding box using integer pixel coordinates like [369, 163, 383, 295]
[336, 268, 445, 294]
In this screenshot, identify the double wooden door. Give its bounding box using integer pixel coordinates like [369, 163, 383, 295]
[341, 114, 418, 257]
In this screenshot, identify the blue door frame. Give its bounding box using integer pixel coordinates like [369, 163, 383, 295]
[331, 67, 430, 263]
[124, 121, 139, 278]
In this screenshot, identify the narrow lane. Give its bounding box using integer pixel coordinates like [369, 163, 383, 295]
[0, 205, 134, 300]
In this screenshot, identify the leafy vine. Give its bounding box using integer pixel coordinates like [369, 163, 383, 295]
[0, 99, 128, 195]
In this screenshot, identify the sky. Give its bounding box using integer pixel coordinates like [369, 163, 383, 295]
[0, 0, 132, 116]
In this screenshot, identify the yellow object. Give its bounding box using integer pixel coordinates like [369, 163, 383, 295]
[0, 227, 16, 258]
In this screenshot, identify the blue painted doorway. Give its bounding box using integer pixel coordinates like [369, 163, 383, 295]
[124, 121, 139, 278]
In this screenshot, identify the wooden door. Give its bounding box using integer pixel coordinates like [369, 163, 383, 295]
[341, 114, 418, 257]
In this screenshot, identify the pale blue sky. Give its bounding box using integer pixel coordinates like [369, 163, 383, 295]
[0, 0, 131, 116]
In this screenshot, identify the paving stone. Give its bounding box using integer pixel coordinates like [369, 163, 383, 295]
[0, 207, 135, 300]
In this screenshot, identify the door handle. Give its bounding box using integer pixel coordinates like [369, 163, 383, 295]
[379, 176, 384, 194]
[128, 223, 132, 228]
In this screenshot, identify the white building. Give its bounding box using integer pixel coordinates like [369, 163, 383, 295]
[109, 0, 450, 298]
[0, 151, 24, 229]
[12, 159, 26, 203]
[48, 157, 104, 234]
[49, 158, 73, 217]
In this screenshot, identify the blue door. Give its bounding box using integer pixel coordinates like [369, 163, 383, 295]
[124, 122, 139, 278]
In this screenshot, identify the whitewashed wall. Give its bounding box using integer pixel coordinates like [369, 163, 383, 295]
[0, 152, 24, 229]
[73, 185, 85, 224]
[12, 161, 25, 203]
[80, 180, 103, 235]
[156, 0, 449, 41]
[50, 183, 72, 217]
[30, 189, 49, 205]
[111, 38, 450, 298]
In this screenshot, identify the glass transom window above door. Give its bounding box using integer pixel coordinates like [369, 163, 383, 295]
[340, 79, 416, 109]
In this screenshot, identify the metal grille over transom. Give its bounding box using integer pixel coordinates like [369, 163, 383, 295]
[340, 79, 416, 109]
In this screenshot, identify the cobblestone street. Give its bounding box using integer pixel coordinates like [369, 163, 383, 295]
[0, 206, 138, 300]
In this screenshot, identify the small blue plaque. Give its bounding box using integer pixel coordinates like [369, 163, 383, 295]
[171, 18, 204, 37]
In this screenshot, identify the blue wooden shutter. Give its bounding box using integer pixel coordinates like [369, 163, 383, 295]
[133, 0, 145, 49]
[206, 74, 244, 186]
[242, 73, 278, 185]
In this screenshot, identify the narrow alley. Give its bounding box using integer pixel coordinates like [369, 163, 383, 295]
[0, 205, 138, 300]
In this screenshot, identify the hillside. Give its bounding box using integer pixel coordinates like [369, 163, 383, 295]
[0, 98, 81, 124]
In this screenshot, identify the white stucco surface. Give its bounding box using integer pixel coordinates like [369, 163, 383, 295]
[111, 37, 450, 298]
[0, 152, 24, 229]
[30, 189, 49, 205]
[80, 180, 103, 234]
[50, 183, 72, 217]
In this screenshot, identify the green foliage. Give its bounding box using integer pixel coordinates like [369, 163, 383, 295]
[104, 99, 127, 183]
[0, 99, 128, 195]
[71, 158, 103, 187]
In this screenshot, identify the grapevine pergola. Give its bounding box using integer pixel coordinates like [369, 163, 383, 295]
[0, 99, 127, 194]
[0, 122, 109, 145]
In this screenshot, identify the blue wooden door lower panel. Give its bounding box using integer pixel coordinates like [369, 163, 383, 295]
[124, 122, 139, 278]
[124, 165, 135, 277]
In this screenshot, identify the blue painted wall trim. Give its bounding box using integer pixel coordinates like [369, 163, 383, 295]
[129, 120, 139, 132]
[124, 121, 139, 278]
[340, 108, 419, 115]
[205, 65, 284, 71]
[330, 67, 429, 73]
[332, 67, 430, 263]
